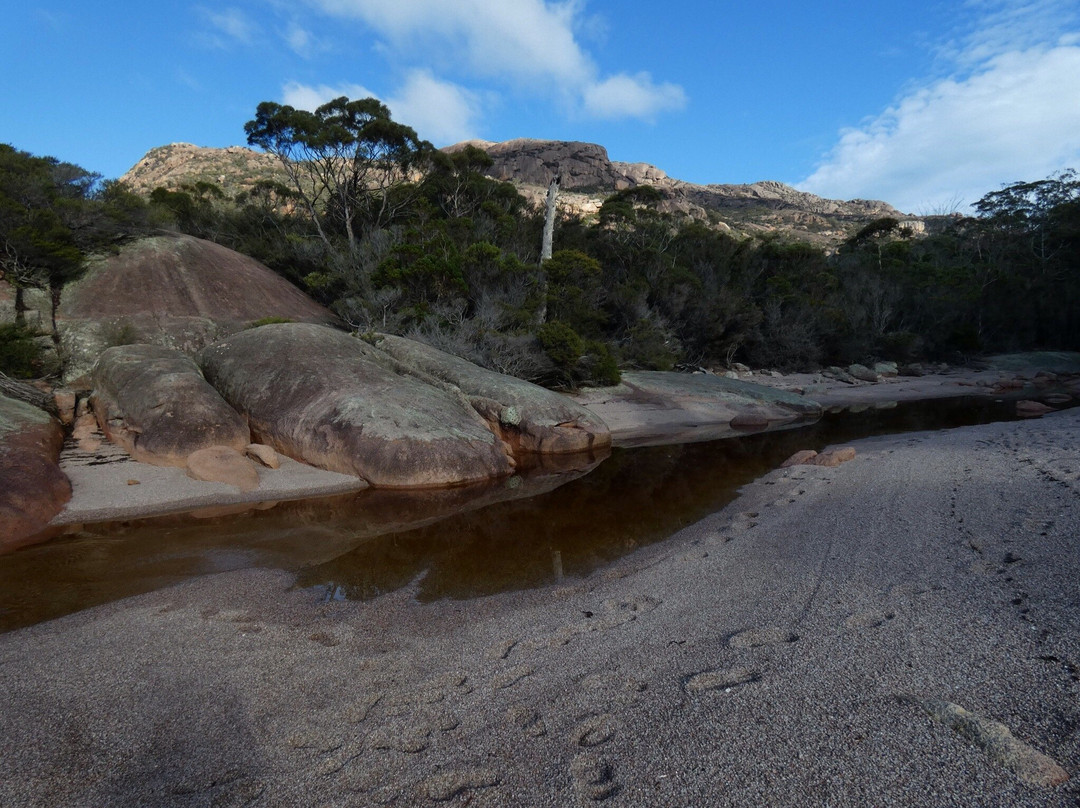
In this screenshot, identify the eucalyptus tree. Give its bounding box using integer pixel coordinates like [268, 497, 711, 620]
[244, 96, 433, 256]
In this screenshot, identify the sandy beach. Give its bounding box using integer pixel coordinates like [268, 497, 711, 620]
[2, 389, 1078, 805]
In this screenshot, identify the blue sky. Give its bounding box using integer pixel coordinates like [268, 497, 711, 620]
[4, 0, 1079, 213]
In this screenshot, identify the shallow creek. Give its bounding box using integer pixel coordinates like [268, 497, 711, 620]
[0, 395, 1053, 633]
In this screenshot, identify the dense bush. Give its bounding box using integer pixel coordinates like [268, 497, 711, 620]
[9, 100, 1078, 385]
[0, 323, 44, 378]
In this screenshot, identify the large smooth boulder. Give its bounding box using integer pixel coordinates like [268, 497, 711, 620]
[90, 345, 249, 466]
[198, 323, 515, 488]
[369, 333, 610, 455]
[0, 395, 71, 551]
[570, 371, 822, 448]
[56, 234, 340, 384]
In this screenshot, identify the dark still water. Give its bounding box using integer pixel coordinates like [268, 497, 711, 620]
[0, 396, 1048, 633]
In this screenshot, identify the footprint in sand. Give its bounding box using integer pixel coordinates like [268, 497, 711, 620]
[843, 610, 895, 630]
[308, 630, 340, 647]
[571, 753, 620, 801]
[506, 704, 548, 737]
[493, 664, 534, 691]
[207, 777, 266, 808]
[287, 728, 345, 754]
[728, 627, 799, 648]
[366, 721, 432, 754]
[571, 714, 617, 748]
[420, 767, 500, 802]
[342, 694, 382, 724]
[683, 666, 759, 694]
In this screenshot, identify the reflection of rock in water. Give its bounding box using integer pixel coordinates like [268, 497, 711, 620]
[0, 449, 607, 632]
[3, 395, 1063, 632]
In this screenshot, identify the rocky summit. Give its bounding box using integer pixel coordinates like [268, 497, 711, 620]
[121, 140, 918, 246]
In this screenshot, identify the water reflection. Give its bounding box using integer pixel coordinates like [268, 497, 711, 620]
[0, 395, 1058, 633]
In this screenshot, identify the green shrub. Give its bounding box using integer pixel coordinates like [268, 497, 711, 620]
[247, 316, 295, 329]
[0, 323, 45, 378]
[537, 320, 583, 368]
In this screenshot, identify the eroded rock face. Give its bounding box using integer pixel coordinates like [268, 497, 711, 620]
[370, 333, 610, 455]
[0, 395, 71, 551]
[90, 344, 249, 466]
[57, 234, 340, 384]
[198, 323, 515, 488]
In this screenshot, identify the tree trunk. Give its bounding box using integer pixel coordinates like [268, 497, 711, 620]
[536, 174, 560, 326]
[14, 286, 25, 328]
[541, 174, 559, 262]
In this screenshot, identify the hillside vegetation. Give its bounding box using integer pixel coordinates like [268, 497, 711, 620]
[3, 97, 1079, 386]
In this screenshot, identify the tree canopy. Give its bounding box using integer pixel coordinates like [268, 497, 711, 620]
[244, 97, 432, 254]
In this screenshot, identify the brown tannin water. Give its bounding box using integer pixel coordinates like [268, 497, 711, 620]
[0, 396, 1063, 632]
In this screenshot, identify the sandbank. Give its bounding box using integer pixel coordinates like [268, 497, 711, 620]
[3, 402, 1078, 806]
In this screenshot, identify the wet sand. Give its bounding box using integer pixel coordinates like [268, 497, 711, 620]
[3, 402, 1078, 805]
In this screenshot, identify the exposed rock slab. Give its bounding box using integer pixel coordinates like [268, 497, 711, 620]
[198, 323, 515, 488]
[56, 234, 340, 384]
[90, 345, 249, 466]
[369, 333, 610, 456]
[0, 394, 71, 550]
[570, 370, 822, 448]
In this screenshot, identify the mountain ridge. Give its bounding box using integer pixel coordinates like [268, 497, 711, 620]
[120, 139, 917, 245]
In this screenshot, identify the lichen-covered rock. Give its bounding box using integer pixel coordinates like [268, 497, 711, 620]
[56, 234, 340, 384]
[0, 395, 71, 551]
[90, 344, 249, 466]
[848, 364, 882, 383]
[369, 333, 610, 456]
[198, 323, 515, 488]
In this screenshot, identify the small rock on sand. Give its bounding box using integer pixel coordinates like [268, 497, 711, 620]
[186, 446, 260, 492]
[245, 443, 280, 469]
[812, 447, 857, 467]
[781, 449, 818, 468]
[1016, 400, 1055, 418]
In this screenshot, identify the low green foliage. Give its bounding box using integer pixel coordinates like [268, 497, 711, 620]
[0, 323, 44, 378]
[247, 316, 295, 328]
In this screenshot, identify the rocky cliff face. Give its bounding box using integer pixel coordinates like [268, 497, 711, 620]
[446, 139, 906, 244]
[121, 140, 914, 245]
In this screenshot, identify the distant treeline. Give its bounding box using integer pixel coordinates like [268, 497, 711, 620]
[2, 98, 1079, 385]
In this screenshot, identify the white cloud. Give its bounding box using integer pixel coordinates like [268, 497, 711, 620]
[385, 71, 481, 144]
[284, 23, 320, 57]
[306, 0, 685, 121]
[583, 73, 687, 121]
[310, 0, 591, 84]
[201, 7, 256, 45]
[800, 2, 1080, 212]
[281, 81, 376, 110]
[280, 74, 481, 144]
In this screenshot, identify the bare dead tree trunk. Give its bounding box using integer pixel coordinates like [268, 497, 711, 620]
[541, 174, 559, 262]
[536, 173, 560, 326]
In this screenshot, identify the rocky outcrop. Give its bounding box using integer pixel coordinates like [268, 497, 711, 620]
[198, 323, 515, 488]
[90, 345, 250, 466]
[369, 333, 610, 455]
[119, 143, 283, 198]
[0, 394, 71, 550]
[122, 142, 917, 247]
[571, 371, 822, 448]
[56, 234, 340, 384]
[444, 139, 908, 244]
